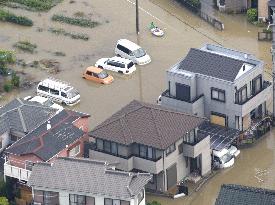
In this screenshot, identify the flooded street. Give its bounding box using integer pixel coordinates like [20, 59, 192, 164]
[1, 0, 275, 204]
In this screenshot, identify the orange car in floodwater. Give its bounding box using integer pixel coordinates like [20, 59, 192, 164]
[83, 66, 114, 84]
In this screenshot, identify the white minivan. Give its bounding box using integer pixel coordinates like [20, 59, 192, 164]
[115, 39, 151, 65]
[36, 78, 80, 106]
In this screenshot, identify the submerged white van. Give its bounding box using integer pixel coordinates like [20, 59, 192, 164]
[115, 39, 151, 65]
[36, 78, 80, 106]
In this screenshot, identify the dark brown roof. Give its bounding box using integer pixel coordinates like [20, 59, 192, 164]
[89, 100, 206, 150]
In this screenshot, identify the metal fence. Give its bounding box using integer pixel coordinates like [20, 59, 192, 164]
[258, 32, 272, 41]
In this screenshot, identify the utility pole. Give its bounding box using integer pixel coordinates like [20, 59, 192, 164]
[271, 7, 275, 122]
[136, 0, 139, 35]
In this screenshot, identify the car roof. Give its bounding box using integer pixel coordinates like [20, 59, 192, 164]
[86, 66, 103, 74]
[117, 39, 141, 51]
[29, 96, 48, 104]
[109, 56, 133, 64]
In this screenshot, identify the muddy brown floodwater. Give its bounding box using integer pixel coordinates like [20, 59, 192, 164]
[0, 0, 275, 204]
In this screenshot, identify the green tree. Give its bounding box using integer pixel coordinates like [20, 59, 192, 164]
[11, 73, 20, 87]
[247, 8, 258, 23]
[0, 50, 15, 74]
[0, 197, 9, 205]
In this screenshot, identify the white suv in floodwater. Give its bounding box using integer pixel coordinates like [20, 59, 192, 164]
[95, 56, 136, 75]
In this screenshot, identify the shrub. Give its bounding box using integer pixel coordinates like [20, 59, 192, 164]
[51, 14, 99, 28]
[247, 8, 257, 23]
[11, 72, 20, 87]
[3, 82, 13, 92]
[0, 50, 15, 74]
[48, 27, 89, 41]
[1, 0, 62, 11]
[0, 9, 33, 26]
[13, 40, 37, 53]
[0, 197, 9, 205]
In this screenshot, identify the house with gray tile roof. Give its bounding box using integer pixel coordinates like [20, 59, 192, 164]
[4, 109, 90, 183]
[215, 184, 275, 205]
[160, 44, 272, 146]
[28, 157, 151, 205]
[0, 98, 57, 153]
[89, 100, 211, 192]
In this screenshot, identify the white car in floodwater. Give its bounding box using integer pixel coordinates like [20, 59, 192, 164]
[95, 56, 136, 75]
[212, 145, 240, 169]
[24, 96, 63, 113]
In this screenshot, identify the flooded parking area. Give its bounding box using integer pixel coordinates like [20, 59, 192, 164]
[1, 0, 275, 204]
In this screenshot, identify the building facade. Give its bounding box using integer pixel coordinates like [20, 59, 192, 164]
[28, 157, 151, 205]
[89, 100, 211, 192]
[160, 44, 272, 133]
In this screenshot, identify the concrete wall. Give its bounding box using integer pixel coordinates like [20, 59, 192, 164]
[258, 0, 269, 20]
[0, 131, 10, 153]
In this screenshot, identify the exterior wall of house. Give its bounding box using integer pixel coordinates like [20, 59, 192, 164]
[0, 131, 10, 153]
[217, 0, 247, 13]
[32, 187, 138, 205]
[258, 0, 269, 20]
[162, 45, 271, 131]
[90, 136, 211, 192]
[73, 117, 89, 133]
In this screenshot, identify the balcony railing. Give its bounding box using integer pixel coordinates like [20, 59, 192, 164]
[161, 89, 204, 103]
[235, 81, 272, 105]
[4, 161, 32, 181]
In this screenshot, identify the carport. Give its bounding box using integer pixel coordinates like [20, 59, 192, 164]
[198, 122, 240, 151]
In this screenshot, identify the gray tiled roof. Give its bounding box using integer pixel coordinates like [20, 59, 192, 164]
[0, 98, 56, 135]
[215, 184, 275, 205]
[28, 157, 151, 200]
[89, 100, 206, 150]
[5, 110, 89, 161]
[178, 48, 251, 82]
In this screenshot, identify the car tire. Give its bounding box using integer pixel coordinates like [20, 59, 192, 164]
[118, 71, 123, 74]
[98, 66, 103, 69]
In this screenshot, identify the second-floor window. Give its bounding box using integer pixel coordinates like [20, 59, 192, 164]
[33, 190, 59, 205]
[166, 143, 176, 156]
[252, 75, 262, 95]
[139, 145, 155, 159]
[96, 139, 128, 158]
[69, 194, 95, 205]
[235, 86, 247, 104]
[211, 88, 225, 102]
[104, 198, 130, 205]
[176, 83, 191, 102]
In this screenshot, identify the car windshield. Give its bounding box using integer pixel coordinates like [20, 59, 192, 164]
[43, 99, 54, 107]
[66, 89, 79, 99]
[98, 71, 108, 79]
[133, 48, 146, 58]
[220, 153, 233, 164]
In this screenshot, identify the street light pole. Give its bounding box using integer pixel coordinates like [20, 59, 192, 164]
[136, 0, 139, 35]
[271, 7, 275, 121]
